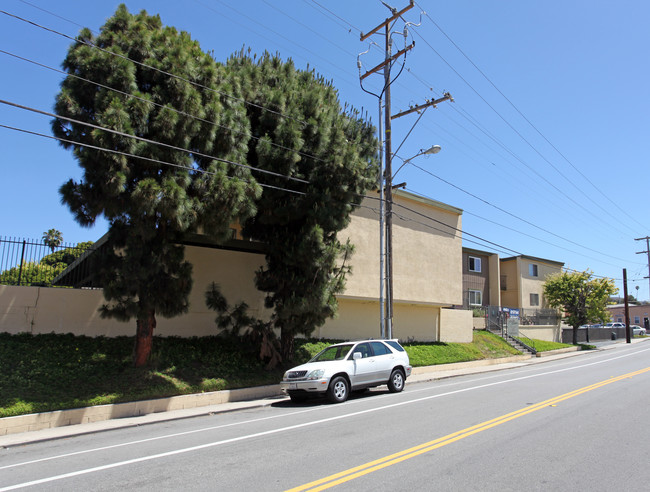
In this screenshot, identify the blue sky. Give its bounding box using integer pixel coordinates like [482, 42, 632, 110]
[1, 0, 649, 299]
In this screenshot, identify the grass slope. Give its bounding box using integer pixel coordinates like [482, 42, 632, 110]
[2, 330, 524, 418]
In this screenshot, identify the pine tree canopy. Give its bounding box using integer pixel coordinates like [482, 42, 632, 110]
[229, 52, 379, 356]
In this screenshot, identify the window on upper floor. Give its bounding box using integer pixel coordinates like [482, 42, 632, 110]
[468, 256, 482, 273]
[500, 275, 507, 291]
[529, 264, 538, 277]
[530, 293, 539, 306]
[469, 289, 482, 306]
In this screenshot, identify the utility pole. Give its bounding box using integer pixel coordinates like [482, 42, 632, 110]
[623, 268, 631, 343]
[360, 1, 415, 339]
[360, 1, 452, 339]
[635, 236, 650, 302]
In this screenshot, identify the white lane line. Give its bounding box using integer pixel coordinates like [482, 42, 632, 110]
[3, 346, 649, 490]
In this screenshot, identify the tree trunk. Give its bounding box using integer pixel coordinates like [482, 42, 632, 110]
[134, 310, 156, 368]
[572, 325, 578, 345]
[281, 329, 295, 362]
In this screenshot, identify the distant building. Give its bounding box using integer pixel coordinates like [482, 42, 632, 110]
[499, 255, 564, 309]
[461, 247, 500, 308]
[607, 304, 650, 328]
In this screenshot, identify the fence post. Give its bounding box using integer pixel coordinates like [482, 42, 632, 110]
[17, 240, 26, 286]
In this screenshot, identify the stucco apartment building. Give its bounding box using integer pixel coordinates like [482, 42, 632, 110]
[499, 255, 564, 310]
[0, 190, 473, 343]
[461, 248, 500, 309]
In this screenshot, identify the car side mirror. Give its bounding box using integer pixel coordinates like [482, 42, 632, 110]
[353, 352, 362, 360]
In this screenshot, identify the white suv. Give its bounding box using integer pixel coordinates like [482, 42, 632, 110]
[280, 340, 412, 403]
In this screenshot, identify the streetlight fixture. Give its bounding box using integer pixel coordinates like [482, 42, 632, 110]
[392, 145, 441, 179]
[381, 145, 441, 339]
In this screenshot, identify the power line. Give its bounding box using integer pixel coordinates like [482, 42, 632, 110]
[1, 98, 309, 185]
[395, 66, 636, 237]
[401, 22, 639, 236]
[0, 9, 312, 128]
[408, 161, 642, 265]
[417, 1, 648, 231]
[0, 123, 307, 196]
[0, 48, 330, 167]
[308, 0, 363, 34]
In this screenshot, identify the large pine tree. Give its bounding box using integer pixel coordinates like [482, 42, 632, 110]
[53, 5, 260, 366]
[228, 52, 379, 359]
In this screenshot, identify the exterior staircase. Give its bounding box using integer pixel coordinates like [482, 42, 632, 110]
[503, 334, 536, 356]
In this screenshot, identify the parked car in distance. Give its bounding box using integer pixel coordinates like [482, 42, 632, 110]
[604, 322, 626, 329]
[280, 340, 412, 403]
[631, 325, 646, 336]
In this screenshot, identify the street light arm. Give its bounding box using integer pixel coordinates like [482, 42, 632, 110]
[391, 145, 441, 179]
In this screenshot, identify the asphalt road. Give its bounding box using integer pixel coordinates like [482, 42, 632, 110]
[3, 342, 650, 491]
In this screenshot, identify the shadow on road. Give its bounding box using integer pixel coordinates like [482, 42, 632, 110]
[270, 388, 391, 408]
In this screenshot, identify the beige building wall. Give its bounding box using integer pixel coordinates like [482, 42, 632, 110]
[1, 191, 471, 343]
[0, 246, 269, 338]
[156, 245, 270, 337]
[342, 192, 463, 306]
[519, 325, 562, 343]
[0, 285, 125, 336]
[499, 259, 520, 308]
[440, 308, 473, 343]
[519, 258, 561, 309]
[500, 256, 563, 309]
[488, 254, 502, 307]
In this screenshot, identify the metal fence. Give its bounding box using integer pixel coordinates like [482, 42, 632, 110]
[519, 308, 559, 326]
[0, 236, 96, 288]
[467, 306, 560, 331]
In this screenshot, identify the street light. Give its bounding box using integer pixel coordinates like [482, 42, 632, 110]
[392, 145, 441, 179]
[382, 145, 441, 339]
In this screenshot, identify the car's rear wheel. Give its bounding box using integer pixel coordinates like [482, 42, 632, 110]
[387, 368, 405, 393]
[327, 376, 349, 403]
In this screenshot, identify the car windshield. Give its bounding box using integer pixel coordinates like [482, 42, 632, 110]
[310, 344, 353, 362]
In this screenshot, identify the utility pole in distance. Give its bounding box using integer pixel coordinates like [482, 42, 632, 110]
[623, 268, 631, 343]
[635, 236, 650, 301]
[360, 1, 415, 339]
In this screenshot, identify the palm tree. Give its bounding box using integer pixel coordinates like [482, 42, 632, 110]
[42, 229, 63, 253]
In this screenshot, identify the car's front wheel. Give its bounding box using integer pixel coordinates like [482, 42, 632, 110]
[327, 376, 349, 403]
[387, 368, 405, 393]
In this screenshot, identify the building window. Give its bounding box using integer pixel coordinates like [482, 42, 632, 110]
[635, 316, 640, 324]
[530, 293, 539, 306]
[529, 264, 538, 277]
[500, 275, 507, 291]
[469, 256, 482, 273]
[468, 290, 482, 306]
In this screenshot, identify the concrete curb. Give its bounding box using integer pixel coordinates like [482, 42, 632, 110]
[536, 346, 579, 357]
[411, 354, 532, 375]
[0, 384, 282, 438]
[0, 346, 602, 442]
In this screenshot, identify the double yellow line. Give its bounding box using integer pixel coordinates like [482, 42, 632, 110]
[288, 367, 650, 491]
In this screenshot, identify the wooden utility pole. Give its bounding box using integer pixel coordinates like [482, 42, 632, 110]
[360, 1, 415, 339]
[623, 268, 631, 343]
[635, 236, 650, 302]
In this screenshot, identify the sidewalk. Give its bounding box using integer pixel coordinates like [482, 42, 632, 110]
[1, 338, 643, 448]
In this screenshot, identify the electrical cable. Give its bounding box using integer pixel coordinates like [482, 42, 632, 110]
[405, 21, 641, 236]
[407, 161, 640, 264]
[0, 123, 307, 196]
[0, 48, 330, 167]
[1, 98, 309, 184]
[0, 9, 312, 128]
[416, 1, 648, 231]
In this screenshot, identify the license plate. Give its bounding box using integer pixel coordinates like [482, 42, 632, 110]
[289, 383, 298, 390]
